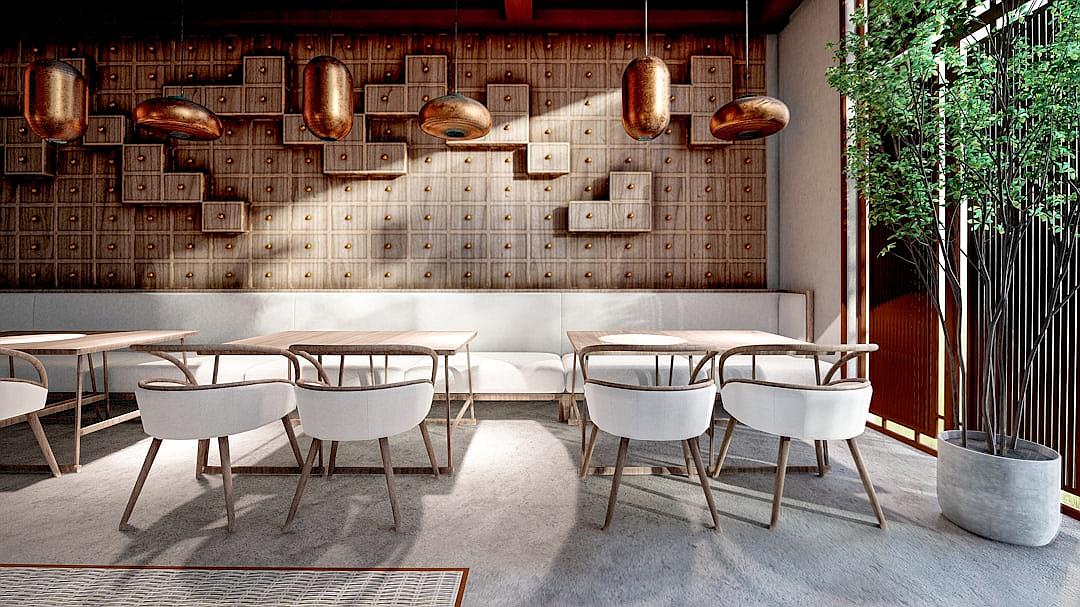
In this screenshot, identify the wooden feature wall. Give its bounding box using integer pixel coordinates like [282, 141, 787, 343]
[0, 32, 767, 290]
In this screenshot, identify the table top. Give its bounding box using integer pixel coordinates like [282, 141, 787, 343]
[567, 330, 809, 354]
[228, 330, 478, 355]
[0, 330, 198, 356]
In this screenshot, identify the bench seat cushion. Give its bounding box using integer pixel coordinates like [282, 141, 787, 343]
[388, 352, 566, 394]
[719, 355, 831, 385]
[12, 352, 216, 393]
[563, 353, 728, 393]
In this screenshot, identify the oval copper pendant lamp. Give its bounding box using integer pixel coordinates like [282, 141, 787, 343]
[133, 0, 222, 141]
[22, 59, 89, 143]
[133, 96, 222, 140]
[621, 0, 670, 141]
[419, 0, 492, 141]
[711, 0, 790, 141]
[303, 55, 354, 141]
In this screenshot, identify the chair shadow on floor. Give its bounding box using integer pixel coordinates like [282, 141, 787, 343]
[114, 418, 477, 570]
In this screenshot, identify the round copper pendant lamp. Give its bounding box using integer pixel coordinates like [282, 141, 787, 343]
[418, 0, 492, 141]
[133, 96, 223, 140]
[711, 95, 789, 140]
[303, 56, 354, 141]
[621, 1, 670, 141]
[711, 0, 789, 141]
[22, 59, 89, 143]
[420, 93, 492, 140]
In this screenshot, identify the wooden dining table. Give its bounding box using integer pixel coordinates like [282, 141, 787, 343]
[227, 330, 478, 476]
[0, 330, 197, 473]
[566, 329, 813, 477]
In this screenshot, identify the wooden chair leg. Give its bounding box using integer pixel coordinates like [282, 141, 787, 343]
[379, 437, 401, 531]
[681, 440, 696, 480]
[815, 440, 827, 477]
[284, 439, 321, 529]
[770, 437, 791, 530]
[195, 439, 210, 478]
[847, 438, 887, 530]
[688, 436, 720, 531]
[579, 423, 599, 479]
[281, 416, 304, 467]
[218, 436, 236, 532]
[326, 441, 339, 478]
[602, 437, 630, 530]
[26, 413, 60, 477]
[710, 418, 738, 477]
[419, 420, 440, 478]
[119, 438, 162, 529]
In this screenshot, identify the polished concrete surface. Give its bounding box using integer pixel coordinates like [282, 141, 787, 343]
[2, 402, 1078, 606]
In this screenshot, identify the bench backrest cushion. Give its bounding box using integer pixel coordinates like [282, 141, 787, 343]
[1, 291, 810, 353]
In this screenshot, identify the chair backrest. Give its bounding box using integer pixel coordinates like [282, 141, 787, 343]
[582, 346, 718, 441]
[717, 344, 877, 441]
[0, 347, 49, 421]
[133, 345, 300, 440]
[291, 345, 437, 442]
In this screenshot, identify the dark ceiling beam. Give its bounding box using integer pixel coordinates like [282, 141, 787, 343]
[757, 0, 804, 31]
[504, 0, 533, 25]
[184, 9, 756, 33]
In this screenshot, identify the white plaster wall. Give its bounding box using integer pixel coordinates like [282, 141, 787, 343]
[777, 0, 843, 343]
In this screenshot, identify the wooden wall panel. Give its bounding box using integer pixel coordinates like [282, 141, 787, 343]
[0, 32, 767, 290]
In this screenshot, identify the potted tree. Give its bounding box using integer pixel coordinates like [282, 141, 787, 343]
[828, 0, 1080, 546]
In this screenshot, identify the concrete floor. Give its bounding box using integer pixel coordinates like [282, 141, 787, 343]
[1, 401, 1079, 606]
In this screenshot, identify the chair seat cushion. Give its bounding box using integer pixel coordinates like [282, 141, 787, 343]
[563, 352, 717, 392]
[392, 352, 566, 394]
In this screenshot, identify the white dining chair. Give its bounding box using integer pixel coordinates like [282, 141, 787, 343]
[285, 345, 440, 532]
[710, 344, 886, 530]
[1, 347, 62, 477]
[578, 345, 720, 531]
[120, 345, 305, 532]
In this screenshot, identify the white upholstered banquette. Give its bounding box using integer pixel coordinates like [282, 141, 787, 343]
[0, 291, 811, 396]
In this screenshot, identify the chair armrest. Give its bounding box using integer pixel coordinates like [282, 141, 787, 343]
[717, 343, 878, 386]
[288, 345, 439, 384]
[0, 346, 48, 389]
[131, 343, 301, 384]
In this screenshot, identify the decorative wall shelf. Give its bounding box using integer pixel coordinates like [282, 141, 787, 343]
[568, 171, 652, 233]
[201, 201, 249, 233]
[526, 142, 570, 175]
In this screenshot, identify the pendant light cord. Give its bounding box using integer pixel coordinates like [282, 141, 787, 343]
[644, 0, 649, 56]
[743, 0, 750, 95]
[178, 0, 185, 98]
[452, 0, 459, 93]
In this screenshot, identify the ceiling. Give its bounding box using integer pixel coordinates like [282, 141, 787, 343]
[6, 1, 806, 36]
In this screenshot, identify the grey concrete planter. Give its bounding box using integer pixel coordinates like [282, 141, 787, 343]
[937, 430, 1061, 546]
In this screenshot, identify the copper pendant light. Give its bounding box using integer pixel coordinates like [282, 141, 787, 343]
[303, 55, 354, 141]
[134, 0, 222, 141]
[133, 96, 223, 140]
[22, 59, 89, 143]
[418, 0, 492, 141]
[621, 1, 670, 141]
[711, 0, 790, 141]
[419, 93, 492, 140]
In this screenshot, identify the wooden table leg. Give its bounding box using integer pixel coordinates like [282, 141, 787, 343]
[465, 344, 476, 421]
[102, 351, 111, 418]
[72, 354, 84, 471]
[443, 354, 453, 475]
